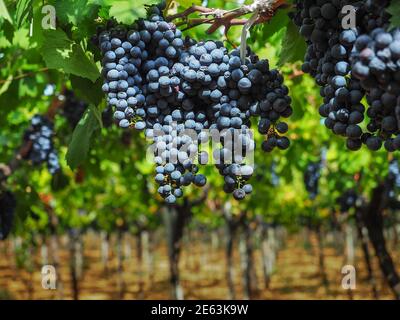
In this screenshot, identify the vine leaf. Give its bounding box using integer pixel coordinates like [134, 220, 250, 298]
[278, 20, 306, 66]
[15, 0, 33, 28]
[101, 0, 159, 25]
[251, 8, 289, 42]
[55, 0, 98, 25]
[66, 106, 100, 170]
[176, 0, 202, 9]
[70, 75, 104, 106]
[0, 75, 13, 96]
[3, 20, 14, 43]
[89, 104, 104, 129]
[39, 29, 100, 82]
[387, 2, 400, 30]
[0, 0, 12, 23]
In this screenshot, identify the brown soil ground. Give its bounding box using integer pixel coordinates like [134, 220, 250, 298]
[0, 232, 398, 300]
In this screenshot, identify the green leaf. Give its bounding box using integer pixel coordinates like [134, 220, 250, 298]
[13, 27, 30, 49]
[102, 0, 159, 25]
[176, 0, 202, 9]
[0, 80, 19, 113]
[15, 0, 33, 28]
[251, 8, 289, 42]
[0, 0, 13, 23]
[278, 20, 307, 66]
[70, 75, 104, 106]
[31, 3, 44, 45]
[39, 29, 100, 82]
[3, 19, 14, 43]
[0, 75, 13, 96]
[55, 0, 99, 26]
[387, 2, 400, 30]
[89, 104, 103, 129]
[66, 106, 100, 169]
[18, 76, 39, 97]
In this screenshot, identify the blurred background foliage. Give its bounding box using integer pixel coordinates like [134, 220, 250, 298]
[0, 0, 394, 237]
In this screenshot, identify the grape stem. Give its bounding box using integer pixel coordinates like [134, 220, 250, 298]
[166, 0, 288, 35]
[0, 67, 49, 84]
[240, 9, 259, 64]
[287, 69, 304, 80]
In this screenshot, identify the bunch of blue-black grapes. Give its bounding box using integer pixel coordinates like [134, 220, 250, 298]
[22, 115, 60, 175]
[292, 0, 398, 151]
[351, 26, 400, 151]
[303, 161, 321, 200]
[0, 191, 16, 240]
[94, 3, 292, 202]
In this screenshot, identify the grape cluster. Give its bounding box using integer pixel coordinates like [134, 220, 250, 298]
[94, 3, 292, 202]
[295, 0, 357, 84]
[303, 161, 321, 199]
[23, 115, 60, 175]
[352, 27, 400, 151]
[0, 191, 16, 240]
[292, 0, 400, 151]
[293, 0, 366, 150]
[355, 0, 391, 34]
